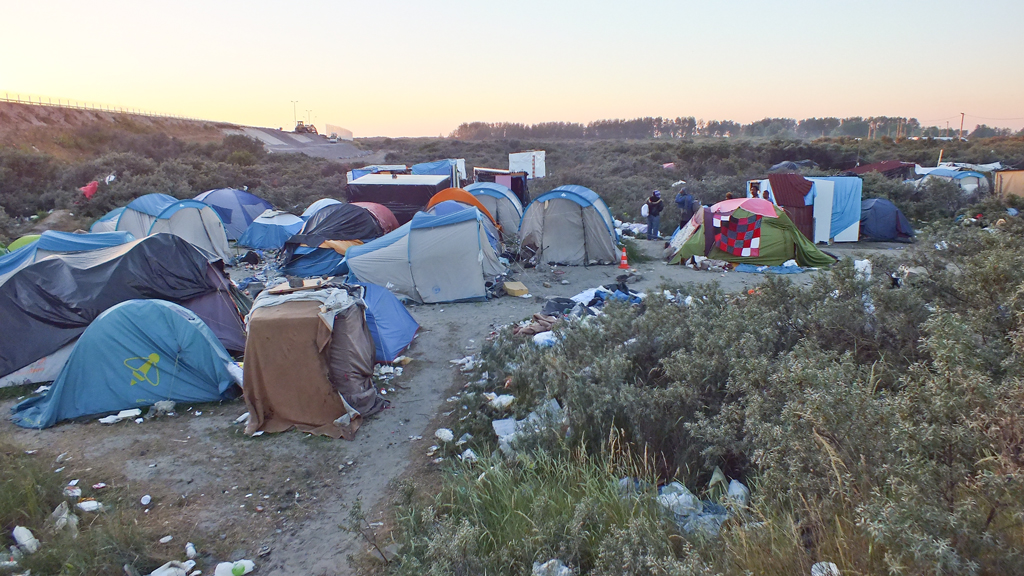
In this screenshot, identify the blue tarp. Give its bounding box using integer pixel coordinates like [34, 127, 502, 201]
[349, 165, 407, 181]
[356, 283, 419, 362]
[12, 299, 239, 429]
[818, 177, 862, 235]
[411, 159, 457, 176]
[735, 263, 807, 274]
[194, 189, 273, 240]
[280, 248, 349, 277]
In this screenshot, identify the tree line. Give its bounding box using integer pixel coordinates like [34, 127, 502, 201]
[450, 116, 1019, 141]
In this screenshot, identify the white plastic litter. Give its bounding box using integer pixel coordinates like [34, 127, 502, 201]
[185, 542, 197, 559]
[118, 408, 143, 419]
[76, 500, 103, 512]
[98, 415, 123, 424]
[434, 428, 454, 443]
[484, 393, 515, 409]
[533, 332, 557, 347]
[50, 501, 79, 538]
[854, 259, 872, 281]
[456, 433, 473, 447]
[811, 562, 841, 576]
[235, 412, 250, 424]
[782, 259, 798, 267]
[159, 535, 173, 544]
[460, 449, 478, 463]
[12, 526, 40, 553]
[533, 558, 572, 576]
[727, 479, 750, 507]
[213, 560, 255, 576]
[657, 482, 703, 518]
[149, 560, 197, 576]
[141, 494, 152, 506]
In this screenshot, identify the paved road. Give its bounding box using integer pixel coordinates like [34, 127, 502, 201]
[226, 127, 374, 161]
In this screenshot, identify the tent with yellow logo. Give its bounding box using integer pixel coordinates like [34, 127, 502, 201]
[12, 299, 241, 429]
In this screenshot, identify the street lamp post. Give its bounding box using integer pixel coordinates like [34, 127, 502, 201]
[291, 101, 298, 128]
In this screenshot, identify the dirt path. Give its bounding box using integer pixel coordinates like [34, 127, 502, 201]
[0, 240, 907, 574]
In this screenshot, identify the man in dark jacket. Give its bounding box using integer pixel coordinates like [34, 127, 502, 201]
[645, 190, 664, 239]
[675, 186, 695, 229]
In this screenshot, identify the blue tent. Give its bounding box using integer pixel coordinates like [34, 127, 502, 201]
[90, 207, 126, 232]
[12, 299, 239, 429]
[357, 283, 419, 362]
[194, 189, 273, 240]
[237, 210, 304, 250]
[302, 198, 342, 219]
[860, 198, 914, 241]
[280, 246, 349, 277]
[0, 230, 135, 285]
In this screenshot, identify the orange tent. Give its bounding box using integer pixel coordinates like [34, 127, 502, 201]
[425, 188, 497, 226]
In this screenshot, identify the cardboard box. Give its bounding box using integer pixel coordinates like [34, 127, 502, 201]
[503, 281, 529, 297]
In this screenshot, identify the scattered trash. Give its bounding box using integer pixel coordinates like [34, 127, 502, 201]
[63, 484, 82, 499]
[431, 457, 444, 464]
[456, 433, 473, 447]
[159, 535, 173, 544]
[257, 545, 271, 557]
[492, 399, 566, 456]
[426, 445, 439, 456]
[135, 417, 145, 424]
[55, 452, 69, 463]
[12, 526, 40, 554]
[854, 259, 872, 281]
[141, 494, 152, 506]
[560, 280, 570, 285]
[484, 393, 515, 410]
[213, 560, 255, 576]
[533, 332, 558, 347]
[251, 431, 264, 437]
[76, 500, 103, 512]
[148, 560, 197, 576]
[234, 412, 250, 424]
[152, 400, 176, 415]
[23, 450, 37, 455]
[49, 501, 79, 538]
[811, 562, 841, 576]
[98, 415, 122, 424]
[533, 558, 572, 576]
[727, 479, 750, 507]
[434, 428, 454, 443]
[503, 281, 529, 297]
[408, 435, 423, 441]
[460, 449, 478, 463]
[185, 542, 197, 559]
[657, 482, 703, 518]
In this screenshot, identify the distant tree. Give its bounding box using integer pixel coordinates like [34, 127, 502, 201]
[970, 124, 1012, 139]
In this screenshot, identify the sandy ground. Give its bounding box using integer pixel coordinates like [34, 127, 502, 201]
[0, 239, 908, 575]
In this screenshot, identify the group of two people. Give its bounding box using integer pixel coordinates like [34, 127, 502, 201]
[643, 187, 697, 240]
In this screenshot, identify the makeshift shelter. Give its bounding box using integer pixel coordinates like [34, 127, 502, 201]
[281, 203, 387, 276]
[0, 234, 247, 379]
[0, 230, 136, 287]
[356, 283, 419, 362]
[116, 194, 232, 260]
[769, 160, 818, 172]
[8, 235, 40, 252]
[668, 197, 835, 267]
[346, 164, 409, 182]
[11, 300, 239, 429]
[995, 170, 1024, 199]
[346, 208, 506, 303]
[845, 161, 915, 179]
[193, 188, 273, 240]
[90, 207, 126, 233]
[465, 182, 525, 235]
[473, 168, 531, 204]
[860, 198, 914, 242]
[242, 287, 380, 439]
[347, 173, 450, 225]
[519, 185, 618, 266]
[411, 158, 466, 185]
[302, 198, 342, 219]
[236, 210, 303, 250]
[916, 169, 989, 194]
[747, 175, 861, 243]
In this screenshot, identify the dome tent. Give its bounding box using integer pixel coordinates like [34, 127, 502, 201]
[302, 198, 342, 219]
[237, 210, 304, 250]
[668, 197, 834, 267]
[90, 207, 126, 233]
[12, 299, 239, 429]
[193, 188, 273, 240]
[519, 185, 618, 265]
[8, 235, 40, 252]
[0, 230, 135, 287]
[116, 194, 232, 261]
[281, 203, 390, 277]
[346, 208, 506, 303]
[860, 198, 914, 242]
[465, 182, 524, 235]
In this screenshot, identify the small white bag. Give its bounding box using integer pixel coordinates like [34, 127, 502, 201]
[641, 203, 649, 217]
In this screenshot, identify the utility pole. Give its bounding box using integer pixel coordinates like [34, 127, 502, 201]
[291, 101, 298, 127]
[959, 112, 965, 140]
[306, 110, 312, 124]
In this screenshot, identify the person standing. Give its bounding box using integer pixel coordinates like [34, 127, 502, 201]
[645, 190, 664, 239]
[675, 185, 695, 229]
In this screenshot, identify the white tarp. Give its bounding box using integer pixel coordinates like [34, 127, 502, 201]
[509, 151, 546, 179]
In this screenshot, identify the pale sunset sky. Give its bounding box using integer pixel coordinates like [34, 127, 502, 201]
[2, 0, 1022, 136]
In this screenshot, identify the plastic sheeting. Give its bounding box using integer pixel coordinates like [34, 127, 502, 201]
[302, 198, 343, 218]
[356, 283, 419, 362]
[0, 231, 136, 286]
[12, 300, 238, 429]
[0, 234, 225, 378]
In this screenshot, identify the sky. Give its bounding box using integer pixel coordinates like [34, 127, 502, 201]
[2, 0, 1022, 137]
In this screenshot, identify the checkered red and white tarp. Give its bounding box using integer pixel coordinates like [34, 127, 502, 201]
[713, 212, 762, 257]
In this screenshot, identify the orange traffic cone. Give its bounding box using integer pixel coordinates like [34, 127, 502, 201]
[618, 246, 629, 269]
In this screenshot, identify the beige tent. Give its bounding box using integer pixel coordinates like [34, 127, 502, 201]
[995, 171, 1024, 199]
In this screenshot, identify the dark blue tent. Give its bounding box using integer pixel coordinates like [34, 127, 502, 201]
[357, 283, 418, 362]
[860, 198, 914, 241]
[12, 300, 240, 429]
[194, 189, 273, 240]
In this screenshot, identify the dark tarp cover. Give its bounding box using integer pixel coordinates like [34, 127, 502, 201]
[11, 299, 239, 429]
[347, 175, 450, 224]
[286, 203, 382, 249]
[0, 234, 230, 378]
[860, 198, 915, 241]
